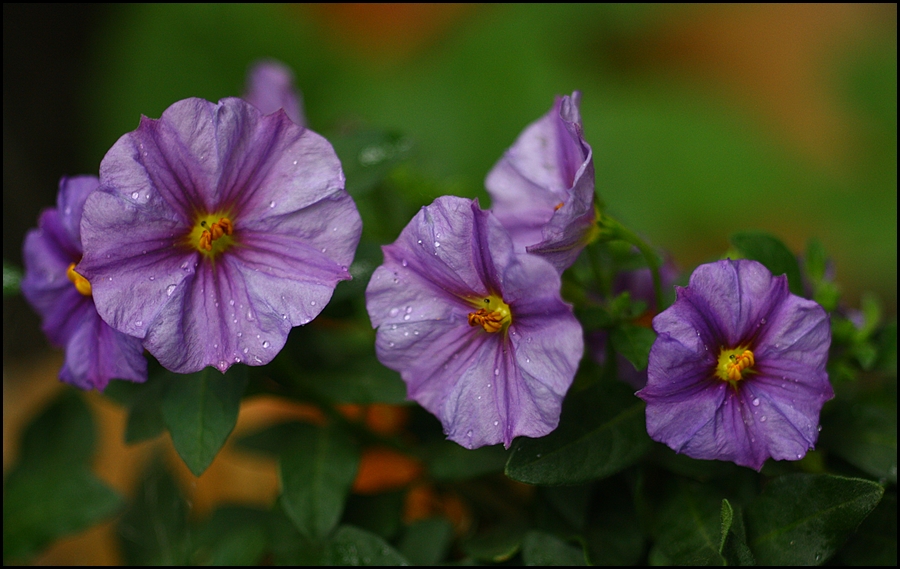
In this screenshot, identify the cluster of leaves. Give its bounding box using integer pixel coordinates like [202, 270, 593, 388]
[4, 129, 896, 565]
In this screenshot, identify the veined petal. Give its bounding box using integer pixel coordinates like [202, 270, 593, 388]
[61, 309, 147, 390]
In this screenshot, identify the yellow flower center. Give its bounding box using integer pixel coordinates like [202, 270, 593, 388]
[716, 347, 756, 383]
[467, 294, 512, 334]
[188, 213, 235, 258]
[66, 263, 92, 296]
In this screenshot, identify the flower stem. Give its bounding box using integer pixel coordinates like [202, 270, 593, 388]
[597, 214, 663, 310]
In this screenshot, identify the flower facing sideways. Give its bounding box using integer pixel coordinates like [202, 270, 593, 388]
[21, 176, 147, 390]
[485, 92, 596, 273]
[243, 59, 306, 127]
[366, 196, 583, 449]
[78, 97, 361, 374]
[637, 259, 833, 470]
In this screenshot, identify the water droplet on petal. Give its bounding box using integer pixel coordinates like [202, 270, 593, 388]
[401, 259, 408, 267]
[131, 192, 139, 199]
[760, 415, 767, 422]
[466, 430, 473, 437]
[310, 300, 316, 306]
[166, 284, 176, 296]
[149, 276, 155, 281]
[817, 424, 822, 432]
[761, 318, 767, 324]
[269, 201, 275, 208]
[262, 340, 270, 348]
[388, 342, 395, 347]
[494, 368, 500, 376]
[135, 320, 143, 327]
[293, 160, 298, 165]
[403, 314, 410, 321]
[493, 421, 499, 426]
[243, 347, 249, 354]
[218, 361, 227, 371]
[525, 357, 530, 363]
[413, 330, 419, 336]
[752, 398, 760, 407]
[389, 308, 399, 317]
[434, 241, 440, 248]
[229, 299, 235, 306]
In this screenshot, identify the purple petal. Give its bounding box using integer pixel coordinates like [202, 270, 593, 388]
[243, 59, 306, 127]
[55, 175, 100, 249]
[486, 92, 596, 272]
[61, 308, 147, 390]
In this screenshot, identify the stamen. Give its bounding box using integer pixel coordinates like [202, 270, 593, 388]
[554, 202, 565, 211]
[195, 216, 234, 253]
[66, 262, 92, 296]
[716, 347, 755, 383]
[467, 295, 512, 334]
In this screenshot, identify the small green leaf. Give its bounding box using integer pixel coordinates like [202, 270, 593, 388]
[464, 524, 526, 563]
[719, 499, 755, 566]
[610, 323, 656, 371]
[324, 525, 410, 565]
[342, 491, 405, 541]
[123, 374, 168, 444]
[506, 381, 651, 485]
[399, 518, 454, 565]
[3, 467, 122, 563]
[730, 231, 804, 296]
[118, 457, 191, 565]
[161, 365, 247, 476]
[803, 238, 829, 284]
[192, 506, 270, 566]
[3, 260, 23, 297]
[330, 129, 412, 198]
[649, 482, 725, 565]
[19, 389, 94, 470]
[838, 491, 897, 566]
[521, 531, 586, 565]
[427, 441, 509, 481]
[746, 474, 884, 565]
[278, 424, 360, 540]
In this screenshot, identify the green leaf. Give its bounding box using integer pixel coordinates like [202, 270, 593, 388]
[719, 499, 755, 566]
[427, 441, 510, 481]
[19, 389, 94, 470]
[192, 506, 269, 566]
[730, 231, 804, 296]
[838, 490, 897, 566]
[3, 260, 22, 296]
[521, 531, 586, 565]
[161, 365, 248, 476]
[803, 238, 829, 284]
[330, 129, 412, 198]
[342, 491, 405, 541]
[505, 381, 651, 485]
[610, 323, 656, 371]
[649, 482, 725, 566]
[278, 423, 360, 540]
[398, 518, 454, 565]
[464, 524, 526, 563]
[746, 474, 885, 565]
[123, 374, 168, 443]
[118, 457, 191, 565]
[3, 467, 122, 563]
[324, 525, 410, 565]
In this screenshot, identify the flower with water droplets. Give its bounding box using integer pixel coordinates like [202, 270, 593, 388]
[366, 196, 583, 449]
[21, 176, 147, 390]
[637, 259, 833, 470]
[78, 97, 361, 373]
[485, 91, 596, 273]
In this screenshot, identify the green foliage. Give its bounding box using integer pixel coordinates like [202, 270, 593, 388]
[730, 231, 805, 296]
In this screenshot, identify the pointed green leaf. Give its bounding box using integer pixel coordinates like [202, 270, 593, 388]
[746, 474, 884, 565]
[521, 531, 586, 566]
[161, 365, 247, 476]
[730, 231, 804, 296]
[427, 441, 510, 481]
[505, 381, 650, 485]
[3, 467, 122, 563]
[3, 260, 23, 297]
[192, 506, 269, 566]
[719, 499, 755, 566]
[325, 525, 410, 565]
[610, 323, 656, 371]
[464, 524, 526, 563]
[278, 424, 360, 540]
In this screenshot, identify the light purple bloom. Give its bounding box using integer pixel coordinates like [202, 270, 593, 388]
[366, 196, 583, 449]
[485, 92, 596, 273]
[21, 176, 147, 390]
[637, 259, 833, 470]
[78, 97, 361, 374]
[243, 59, 306, 127]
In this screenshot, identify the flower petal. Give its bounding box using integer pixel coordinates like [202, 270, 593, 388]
[244, 59, 306, 126]
[61, 309, 147, 390]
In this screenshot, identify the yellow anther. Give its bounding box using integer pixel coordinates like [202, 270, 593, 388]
[716, 347, 755, 383]
[191, 214, 235, 256]
[66, 263, 92, 296]
[467, 295, 512, 334]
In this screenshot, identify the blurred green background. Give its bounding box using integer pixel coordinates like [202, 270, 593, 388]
[4, 4, 896, 360]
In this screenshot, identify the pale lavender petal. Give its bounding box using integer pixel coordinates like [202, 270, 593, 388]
[244, 59, 306, 126]
[61, 309, 147, 390]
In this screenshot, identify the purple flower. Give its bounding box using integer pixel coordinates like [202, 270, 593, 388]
[78, 97, 361, 374]
[366, 196, 583, 449]
[637, 259, 833, 470]
[243, 59, 306, 127]
[21, 176, 147, 390]
[485, 92, 596, 273]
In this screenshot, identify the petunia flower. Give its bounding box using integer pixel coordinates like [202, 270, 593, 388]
[485, 91, 596, 273]
[243, 59, 306, 127]
[365, 196, 583, 449]
[637, 259, 833, 470]
[78, 97, 361, 374]
[21, 175, 147, 390]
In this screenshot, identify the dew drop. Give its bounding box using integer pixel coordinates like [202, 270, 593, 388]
[253, 356, 262, 363]
[181, 261, 190, 270]
[389, 307, 399, 317]
[487, 383, 491, 388]
[321, 247, 327, 253]
[477, 395, 481, 400]
[494, 368, 500, 376]
[214, 302, 219, 307]
[525, 357, 530, 363]
[466, 430, 473, 437]
[243, 347, 249, 354]
[310, 300, 316, 306]
[760, 415, 767, 422]
[332, 227, 338, 232]
[413, 330, 419, 336]
[232, 318, 238, 324]
[292, 160, 298, 165]
[536, 453, 542, 458]
[235, 357, 242, 363]
[761, 318, 767, 324]
[247, 309, 254, 320]
[403, 314, 411, 321]
[149, 276, 155, 281]
[403, 331, 409, 337]
[229, 299, 235, 306]
[817, 424, 822, 432]
[417, 239, 422, 245]
[752, 398, 760, 407]
[388, 342, 395, 348]
[135, 320, 143, 327]
[269, 201, 275, 208]
[131, 191, 139, 199]
[405, 305, 413, 314]
[218, 360, 227, 371]
[526, 337, 532, 343]
[392, 278, 399, 284]
[401, 259, 408, 267]
[434, 241, 440, 248]
[390, 324, 397, 330]
[262, 341, 270, 348]
[493, 421, 499, 426]
[166, 284, 176, 296]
